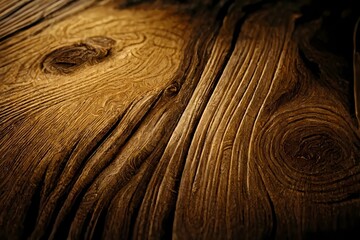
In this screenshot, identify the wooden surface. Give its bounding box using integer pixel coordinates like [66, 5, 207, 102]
[1, 0, 360, 239]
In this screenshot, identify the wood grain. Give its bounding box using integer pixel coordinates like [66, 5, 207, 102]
[1, 0, 360, 239]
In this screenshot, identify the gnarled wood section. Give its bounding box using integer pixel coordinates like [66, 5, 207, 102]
[1, 0, 360, 239]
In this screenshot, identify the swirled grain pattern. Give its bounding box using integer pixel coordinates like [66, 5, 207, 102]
[0, 2, 199, 239]
[0, 5, 188, 127]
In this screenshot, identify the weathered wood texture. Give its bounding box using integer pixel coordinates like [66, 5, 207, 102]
[1, 0, 360, 239]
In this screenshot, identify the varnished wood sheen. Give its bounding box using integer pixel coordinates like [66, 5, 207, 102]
[1, 0, 360, 239]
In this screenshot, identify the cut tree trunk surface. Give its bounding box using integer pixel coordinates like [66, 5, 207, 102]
[1, 0, 360, 239]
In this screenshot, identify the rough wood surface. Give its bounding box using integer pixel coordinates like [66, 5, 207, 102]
[1, 0, 360, 239]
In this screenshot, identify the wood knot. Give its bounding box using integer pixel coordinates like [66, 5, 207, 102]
[40, 36, 116, 74]
[165, 82, 180, 97]
[283, 131, 346, 174]
[256, 106, 359, 197]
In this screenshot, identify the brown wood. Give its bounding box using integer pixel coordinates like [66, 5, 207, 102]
[1, 0, 360, 239]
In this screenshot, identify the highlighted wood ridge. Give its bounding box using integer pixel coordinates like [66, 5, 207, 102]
[1, 0, 360, 239]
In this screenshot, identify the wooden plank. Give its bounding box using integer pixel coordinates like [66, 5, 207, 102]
[1, 0, 360, 239]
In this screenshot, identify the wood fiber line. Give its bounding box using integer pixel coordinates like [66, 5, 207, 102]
[0, 99, 123, 239]
[0, 1, 226, 239]
[132, 2, 244, 239]
[29, 93, 160, 240]
[173, 4, 360, 240]
[73, 9, 227, 240]
[49, 14, 219, 239]
[173, 6, 286, 239]
[0, 0, 108, 42]
[0, 6, 187, 128]
[0, 3, 202, 239]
